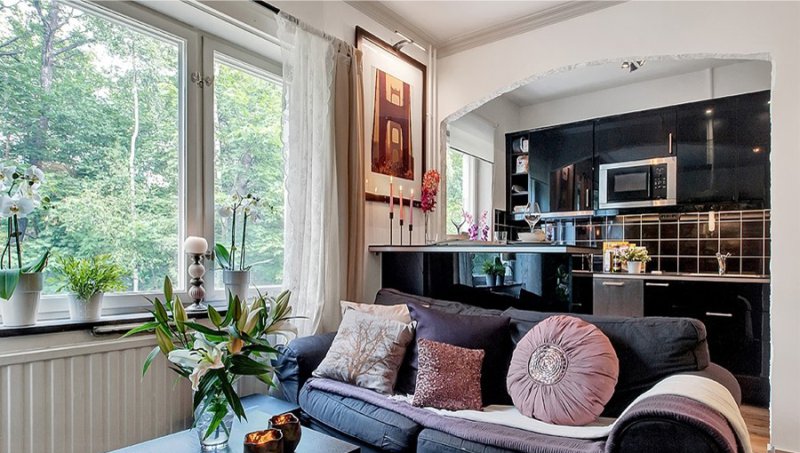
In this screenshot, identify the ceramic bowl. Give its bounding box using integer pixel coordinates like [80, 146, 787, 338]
[518, 230, 546, 242]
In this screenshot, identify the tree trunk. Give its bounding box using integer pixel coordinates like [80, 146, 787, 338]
[33, 0, 61, 152]
[128, 40, 140, 292]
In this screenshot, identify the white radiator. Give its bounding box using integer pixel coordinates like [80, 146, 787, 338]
[0, 333, 193, 453]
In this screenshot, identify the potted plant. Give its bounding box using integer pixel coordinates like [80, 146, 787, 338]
[54, 254, 125, 321]
[618, 246, 651, 274]
[124, 277, 296, 450]
[216, 185, 270, 302]
[482, 259, 497, 286]
[493, 257, 506, 286]
[0, 162, 51, 327]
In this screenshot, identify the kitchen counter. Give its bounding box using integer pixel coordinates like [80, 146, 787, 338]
[573, 270, 770, 284]
[369, 243, 599, 254]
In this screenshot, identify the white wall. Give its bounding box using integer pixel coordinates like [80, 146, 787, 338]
[436, 2, 800, 450]
[517, 60, 771, 130]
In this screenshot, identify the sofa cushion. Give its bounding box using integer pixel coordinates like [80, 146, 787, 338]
[503, 308, 709, 416]
[341, 300, 412, 323]
[375, 288, 504, 317]
[298, 384, 421, 453]
[408, 302, 513, 405]
[413, 339, 485, 411]
[507, 315, 619, 425]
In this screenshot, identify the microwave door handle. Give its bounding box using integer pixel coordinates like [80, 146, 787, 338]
[646, 168, 652, 198]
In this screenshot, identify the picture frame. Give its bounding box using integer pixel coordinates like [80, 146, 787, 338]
[356, 26, 426, 208]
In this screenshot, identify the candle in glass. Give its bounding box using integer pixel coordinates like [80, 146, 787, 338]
[409, 189, 414, 224]
[389, 176, 394, 214]
[399, 186, 404, 221]
[183, 236, 208, 255]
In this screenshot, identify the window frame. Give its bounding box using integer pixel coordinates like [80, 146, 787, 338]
[23, 0, 284, 319]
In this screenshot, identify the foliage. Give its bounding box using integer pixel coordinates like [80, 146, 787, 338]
[54, 254, 125, 301]
[124, 276, 296, 440]
[482, 256, 505, 278]
[616, 246, 652, 263]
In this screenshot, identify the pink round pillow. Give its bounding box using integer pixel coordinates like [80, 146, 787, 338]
[506, 315, 619, 425]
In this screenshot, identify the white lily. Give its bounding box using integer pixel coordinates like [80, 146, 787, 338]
[24, 165, 44, 188]
[0, 194, 34, 218]
[168, 336, 226, 391]
[168, 348, 202, 369]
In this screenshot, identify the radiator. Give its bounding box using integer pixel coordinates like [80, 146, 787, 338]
[0, 334, 193, 453]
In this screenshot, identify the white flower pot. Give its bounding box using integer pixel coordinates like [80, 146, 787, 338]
[1, 272, 43, 327]
[627, 261, 643, 274]
[223, 270, 250, 302]
[68, 293, 104, 321]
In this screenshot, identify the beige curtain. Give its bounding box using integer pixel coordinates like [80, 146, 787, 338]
[333, 41, 366, 305]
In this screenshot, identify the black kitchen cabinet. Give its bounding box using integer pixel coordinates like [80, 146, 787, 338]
[643, 279, 769, 405]
[676, 91, 771, 209]
[528, 122, 594, 212]
[595, 108, 676, 165]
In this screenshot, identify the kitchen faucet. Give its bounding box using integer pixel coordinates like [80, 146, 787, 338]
[715, 252, 731, 275]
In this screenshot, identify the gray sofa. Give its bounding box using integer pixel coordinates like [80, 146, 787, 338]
[274, 289, 744, 453]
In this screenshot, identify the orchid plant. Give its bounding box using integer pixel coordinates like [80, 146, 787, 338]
[0, 159, 51, 299]
[467, 210, 490, 241]
[124, 277, 296, 440]
[216, 182, 271, 272]
[420, 169, 441, 213]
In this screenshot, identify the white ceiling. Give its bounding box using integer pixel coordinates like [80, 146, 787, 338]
[378, 1, 568, 44]
[503, 58, 750, 106]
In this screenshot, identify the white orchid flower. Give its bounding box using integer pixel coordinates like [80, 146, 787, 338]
[24, 165, 44, 188]
[0, 194, 34, 218]
[218, 205, 234, 218]
[17, 183, 41, 207]
[0, 165, 16, 191]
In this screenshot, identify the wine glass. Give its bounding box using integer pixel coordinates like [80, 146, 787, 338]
[523, 202, 542, 232]
[450, 210, 466, 234]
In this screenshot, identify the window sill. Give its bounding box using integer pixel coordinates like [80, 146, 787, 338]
[0, 300, 228, 338]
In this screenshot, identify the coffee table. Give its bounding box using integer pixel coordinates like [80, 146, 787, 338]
[112, 394, 359, 453]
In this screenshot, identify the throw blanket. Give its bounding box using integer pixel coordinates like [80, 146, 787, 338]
[305, 375, 748, 453]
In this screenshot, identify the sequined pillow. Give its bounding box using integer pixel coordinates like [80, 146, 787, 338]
[412, 339, 484, 411]
[506, 315, 619, 425]
[313, 310, 414, 394]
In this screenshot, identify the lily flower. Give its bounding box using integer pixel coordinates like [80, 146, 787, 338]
[0, 194, 34, 218]
[168, 336, 226, 391]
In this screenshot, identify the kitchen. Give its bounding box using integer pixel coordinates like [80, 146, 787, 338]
[371, 57, 771, 407]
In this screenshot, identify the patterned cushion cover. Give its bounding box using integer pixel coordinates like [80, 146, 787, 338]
[340, 300, 411, 323]
[412, 339, 484, 411]
[313, 310, 414, 394]
[506, 315, 619, 425]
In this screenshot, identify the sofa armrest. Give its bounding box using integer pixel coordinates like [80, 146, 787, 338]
[606, 394, 739, 453]
[684, 363, 742, 406]
[273, 332, 336, 404]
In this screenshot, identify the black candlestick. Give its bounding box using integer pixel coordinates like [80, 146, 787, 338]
[408, 224, 413, 245]
[389, 211, 394, 245]
[399, 219, 404, 246]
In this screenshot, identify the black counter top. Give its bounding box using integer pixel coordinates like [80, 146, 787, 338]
[573, 270, 770, 284]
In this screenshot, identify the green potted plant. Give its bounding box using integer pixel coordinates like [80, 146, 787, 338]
[617, 246, 651, 274]
[216, 185, 271, 302]
[0, 161, 51, 327]
[482, 259, 497, 286]
[124, 277, 295, 450]
[55, 254, 126, 321]
[493, 257, 506, 286]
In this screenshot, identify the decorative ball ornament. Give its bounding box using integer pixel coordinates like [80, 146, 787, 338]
[188, 263, 205, 279]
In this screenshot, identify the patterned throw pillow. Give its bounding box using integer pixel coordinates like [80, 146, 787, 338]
[412, 339, 484, 411]
[340, 300, 411, 323]
[506, 315, 619, 425]
[313, 310, 414, 394]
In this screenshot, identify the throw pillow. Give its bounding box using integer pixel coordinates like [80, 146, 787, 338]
[412, 339, 484, 411]
[340, 300, 411, 323]
[506, 315, 619, 426]
[313, 310, 414, 394]
[403, 302, 512, 405]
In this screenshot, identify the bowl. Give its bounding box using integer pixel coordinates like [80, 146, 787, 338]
[518, 230, 546, 242]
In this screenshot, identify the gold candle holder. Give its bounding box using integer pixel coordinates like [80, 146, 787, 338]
[243, 428, 284, 453]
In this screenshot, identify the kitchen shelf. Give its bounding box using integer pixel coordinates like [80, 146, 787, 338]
[511, 172, 528, 176]
[511, 191, 529, 196]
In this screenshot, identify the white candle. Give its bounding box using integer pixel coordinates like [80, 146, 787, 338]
[183, 236, 208, 255]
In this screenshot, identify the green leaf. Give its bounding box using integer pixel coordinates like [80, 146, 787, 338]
[121, 321, 160, 338]
[173, 299, 187, 334]
[256, 372, 275, 388]
[203, 405, 229, 440]
[216, 370, 246, 419]
[184, 321, 226, 337]
[163, 276, 173, 303]
[21, 249, 50, 274]
[207, 305, 223, 328]
[214, 243, 231, 271]
[152, 299, 169, 325]
[229, 354, 270, 375]
[241, 343, 279, 355]
[0, 269, 21, 300]
[154, 328, 175, 355]
[142, 346, 161, 378]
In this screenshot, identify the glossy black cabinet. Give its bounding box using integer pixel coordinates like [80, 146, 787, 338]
[676, 91, 770, 208]
[595, 108, 676, 165]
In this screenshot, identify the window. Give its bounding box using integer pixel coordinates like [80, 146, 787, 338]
[0, 0, 184, 294]
[446, 147, 466, 234]
[211, 47, 284, 289]
[446, 146, 494, 235]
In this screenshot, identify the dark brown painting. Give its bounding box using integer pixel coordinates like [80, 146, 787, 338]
[371, 69, 414, 180]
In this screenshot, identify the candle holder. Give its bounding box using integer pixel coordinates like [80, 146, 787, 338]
[399, 219, 404, 246]
[389, 211, 394, 245]
[186, 251, 213, 312]
[244, 428, 284, 453]
[269, 412, 302, 453]
[408, 223, 413, 245]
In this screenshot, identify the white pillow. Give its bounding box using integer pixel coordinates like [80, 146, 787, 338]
[340, 300, 411, 324]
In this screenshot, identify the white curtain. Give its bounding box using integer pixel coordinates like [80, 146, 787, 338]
[278, 14, 341, 336]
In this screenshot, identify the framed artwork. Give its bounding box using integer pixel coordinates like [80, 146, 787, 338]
[356, 26, 426, 207]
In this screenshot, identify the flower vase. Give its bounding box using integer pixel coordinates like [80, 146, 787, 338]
[1, 272, 43, 327]
[424, 213, 430, 244]
[223, 270, 250, 302]
[195, 395, 234, 451]
[68, 292, 105, 321]
[627, 261, 643, 274]
[495, 274, 504, 286]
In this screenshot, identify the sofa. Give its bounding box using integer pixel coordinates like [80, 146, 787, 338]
[274, 288, 745, 453]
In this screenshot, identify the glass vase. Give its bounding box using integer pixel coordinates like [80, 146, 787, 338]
[194, 394, 234, 451]
[424, 213, 430, 244]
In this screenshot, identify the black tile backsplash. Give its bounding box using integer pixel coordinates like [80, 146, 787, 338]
[570, 209, 770, 275]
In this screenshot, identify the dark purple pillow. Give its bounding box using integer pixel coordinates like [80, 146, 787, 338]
[405, 302, 512, 405]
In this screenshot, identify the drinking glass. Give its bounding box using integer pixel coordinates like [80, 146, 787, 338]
[523, 202, 542, 232]
[450, 211, 466, 234]
[494, 231, 508, 244]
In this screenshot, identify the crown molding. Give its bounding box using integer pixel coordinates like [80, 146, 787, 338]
[438, 1, 626, 57]
[344, 0, 438, 49]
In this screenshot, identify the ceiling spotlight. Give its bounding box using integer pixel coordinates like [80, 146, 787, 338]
[752, 147, 762, 153]
[393, 31, 426, 52]
[705, 108, 714, 116]
[621, 60, 646, 73]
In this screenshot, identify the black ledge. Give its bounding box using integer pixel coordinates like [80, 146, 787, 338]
[0, 300, 227, 338]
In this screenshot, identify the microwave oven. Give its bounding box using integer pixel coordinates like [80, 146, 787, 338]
[599, 157, 677, 209]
